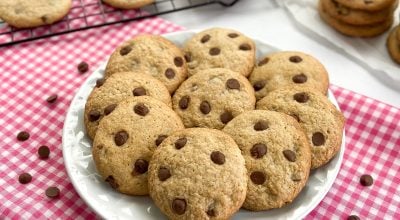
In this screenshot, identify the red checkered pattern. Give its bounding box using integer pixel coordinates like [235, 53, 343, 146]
[0, 17, 399, 219]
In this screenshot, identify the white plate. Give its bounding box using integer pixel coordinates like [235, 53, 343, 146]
[62, 30, 345, 220]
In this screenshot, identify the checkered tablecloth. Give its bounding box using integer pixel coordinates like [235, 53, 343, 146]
[0, 16, 399, 220]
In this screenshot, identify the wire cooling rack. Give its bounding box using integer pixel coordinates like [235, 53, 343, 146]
[0, 0, 239, 47]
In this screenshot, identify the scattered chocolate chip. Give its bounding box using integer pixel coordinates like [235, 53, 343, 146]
[201, 34, 211, 43]
[292, 73, 307, 84]
[207, 208, 216, 217]
[364, 0, 373, 4]
[155, 135, 168, 146]
[114, 130, 128, 146]
[133, 87, 146, 96]
[104, 104, 117, 115]
[253, 80, 266, 91]
[18, 173, 32, 184]
[228, 33, 239, 38]
[158, 167, 171, 181]
[45, 186, 60, 198]
[105, 175, 119, 189]
[239, 43, 252, 51]
[134, 103, 149, 116]
[77, 61, 89, 74]
[179, 96, 190, 110]
[254, 120, 268, 131]
[38, 145, 50, 159]
[200, 101, 211, 114]
[97, 144, 103, 150]
[293, 92, 309, 103]
[96, 78, 105, 88]
[312, 132, 325, 146]
[283, 150, 296, 162]
[289, 55, 302, 63]
[220, 111, 233, 124]
[258, 57, 270, 66]
[174, 57, 184, 67]
[209, 47, 220, 56]
[226, 78, 240, 90]
[251, 143, 267, 159]
[184, 53, 192, 62]
[360, 174, 373, 186]
[88, 110, 101, 122]
[347, 215, 360, 220]
[46, 94, 58, 104]
[165, 68, 175, 79]
[134, 159, 149, 174]
[210, 151, 225, 165]
[175, 137, 187, 149]
[41, 15, 48, 23]
[172, 198, 187, 215]
[17, 131, 30, 141]
[120, 46, 132, 56]
[250, 171, 266, 185]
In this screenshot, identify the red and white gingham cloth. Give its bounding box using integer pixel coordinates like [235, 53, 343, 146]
[0, 17, 399, 220]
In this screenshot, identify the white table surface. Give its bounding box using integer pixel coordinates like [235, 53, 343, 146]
[160, 0, 400, 108]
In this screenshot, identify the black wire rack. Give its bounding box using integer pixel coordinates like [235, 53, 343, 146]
[0, 0, 239, 47]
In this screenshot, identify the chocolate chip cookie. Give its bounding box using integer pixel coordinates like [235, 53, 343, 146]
[102, 0, 154, 9]
[386, 25, 400, 64]
[249, 51, 329, 100]
[92, 96, 184, 195]
[105, 34, 187, 93]
[183, 28, 256, 77]
[148, 128, 247, 219]
[256, 87, 345, 169]
[223, 110, 311, 211]
[172, 68, 256, 129]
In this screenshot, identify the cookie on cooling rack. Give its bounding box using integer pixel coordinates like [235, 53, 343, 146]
[102, 0, 154, 9]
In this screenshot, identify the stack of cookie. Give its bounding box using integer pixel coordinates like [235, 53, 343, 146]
[387, 24, 400, 64]
[318, 0, 398, 37]
[84, 28, 345, 219]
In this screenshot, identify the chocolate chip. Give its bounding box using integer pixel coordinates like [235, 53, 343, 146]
[104, 104, 117, 116]
[165, 68, 175, 79]
[45, 186, 60, 198]
[133, 87, 146, 96]
[250, 143, 267, 159]
[210, 151, 225, 165]
[209, 47, 220, 56]
[289, 55, 302, 63]
[226, 78, 240, 90]
[134, 159, 149, 174]
[364, 0, 373, 4]
[174, 57, 184, 67]
[254, 120, 268, 131]
[114, 130, 128, 146]
[105, 175, 119, 189]
[184, 52, 192, 62]
[179, 96, 190, 109]
[347, 215, 360, 220]
[120, 46, 132, 56]
[172, 198, 186, 215]
[258, 57, 270, 66]
[207, 208, 216, 217]
[96, 78, 105, 87]
[228, 33, 239, 38]
[155, 135, 168, 146]
[41, 15, 48, 23]
[175, 137, 187, 149]
[46, 94, 57, 103]
[200, 101, 211, 114]
[253, 80, 266, 91]
[17, 131, 30, 141]
[283, 150, 296, 162]
[293, 92, 309, 103]
[201, 34, 211, 43]
[312, 132, 325, 146]
[220, 111, 233, 124]
[250, 171, 266, 185]
[292, 73, 307, 84]
[18, 173, 32, 184]
[360, 174, 373, 186]
[134, 103, 149, 116]
[38, 145, 50, 159]
[77, 61, 89, 74]
[158, 167, 171, 181]
[239, 43, 251, 51]
[97, 144, 103, 149]
[88, 110, 101, 122]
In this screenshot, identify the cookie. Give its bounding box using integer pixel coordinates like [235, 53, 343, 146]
[102, 0, 154, 9]
[84, 71, 171, 140]
[249, 51, 329, 101]
[0, 0, 72, 28]
[321, 0, 398, 25]
[183, 28, 256, 77]
[105, 35, 187, 93]
[318, 1, 394, 37]
[148, 128, 247, 219]
[223, 110, 311, 211]
[386, 26, 400, 64]
[256, 87, 345, 169]
[92, 96, 184, 195]
[172, 68, 256, 129]
[335, 0, 395, 11]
